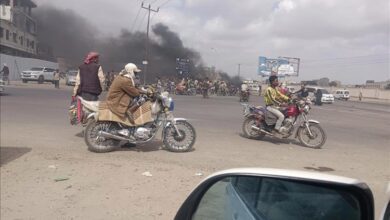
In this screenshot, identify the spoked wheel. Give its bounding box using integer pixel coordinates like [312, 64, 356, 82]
[163, 121, 196, 152]
[242, 117, 265, 139]
[298, 122, 327, 149]
[84, 121, 120, 153]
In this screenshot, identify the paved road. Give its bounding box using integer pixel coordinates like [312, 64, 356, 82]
[1, 86, 389, 219]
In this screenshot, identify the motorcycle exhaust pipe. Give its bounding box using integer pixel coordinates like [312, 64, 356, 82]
[251, 126, 274, 136]
[99, 131, 131, 141]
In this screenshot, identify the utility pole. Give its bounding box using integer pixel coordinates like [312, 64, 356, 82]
[141, 2, 159, 85]
[237, 63, 241, 79]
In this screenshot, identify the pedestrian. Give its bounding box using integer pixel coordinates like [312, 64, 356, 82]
[0, 63, 10, 85]
[359, 90, 363, 101]
[72, 52, 105, 101]
[53, 69, 60, 89]
[315, 89, 323, 106]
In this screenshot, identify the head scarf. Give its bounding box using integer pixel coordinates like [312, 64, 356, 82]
[84, 52, 99, 64]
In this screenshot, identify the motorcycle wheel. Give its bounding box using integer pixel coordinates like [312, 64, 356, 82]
[242, 117, 265, 139]
[84, 120, 120, 153]
[163, 121, 196, 152]
[297, 122, 327, 149]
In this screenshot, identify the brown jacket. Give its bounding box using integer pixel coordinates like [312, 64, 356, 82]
[106, 75, 141, 118]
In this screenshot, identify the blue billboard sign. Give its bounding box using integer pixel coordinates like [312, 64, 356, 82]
[258, 56, 299, 77]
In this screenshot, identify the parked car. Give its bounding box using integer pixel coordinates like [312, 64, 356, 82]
[334, 89, 350, 100]
[20, 67, 56, 84]
[65, 70, 78, 86]
[306, 87, 335, 104]
[175, 168, 389, 220]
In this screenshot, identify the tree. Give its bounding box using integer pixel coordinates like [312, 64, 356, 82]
[329, 81, 338, 87]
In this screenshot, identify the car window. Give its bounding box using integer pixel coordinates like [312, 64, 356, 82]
[321, 89, 330, 94]
[193, 176, 362, 220]
[30, 67, 44, 71]
[345, 91, 349, 95]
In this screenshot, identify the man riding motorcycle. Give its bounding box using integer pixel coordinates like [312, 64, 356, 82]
[264, 75, 290, 133]
[106, 63, 148, 135]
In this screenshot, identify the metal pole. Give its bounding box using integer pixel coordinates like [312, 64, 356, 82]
[238, 63, 241, 79]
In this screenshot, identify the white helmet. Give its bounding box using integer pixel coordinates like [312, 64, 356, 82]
[125, 63, 141, 74]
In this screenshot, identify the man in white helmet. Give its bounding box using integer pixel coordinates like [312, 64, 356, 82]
[106, 63, 147, 121]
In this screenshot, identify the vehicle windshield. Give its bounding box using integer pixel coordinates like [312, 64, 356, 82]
[30, 67, 44, 71]
[320, 89, 330, 94]
[67, 71, 78, 76]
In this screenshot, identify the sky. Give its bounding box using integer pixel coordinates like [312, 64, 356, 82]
[33, 0, 389, 84]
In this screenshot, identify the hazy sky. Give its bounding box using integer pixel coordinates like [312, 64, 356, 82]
[34, 0, 389, 84]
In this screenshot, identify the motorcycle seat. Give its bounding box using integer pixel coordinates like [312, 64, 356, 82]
[77, 96, 99, 112]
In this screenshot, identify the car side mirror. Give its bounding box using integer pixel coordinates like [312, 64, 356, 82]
[175, 168, 375, 220]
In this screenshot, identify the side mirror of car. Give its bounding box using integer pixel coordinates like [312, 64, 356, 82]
[175, 168, 377, 220]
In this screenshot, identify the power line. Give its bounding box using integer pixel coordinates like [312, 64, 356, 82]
[136, 11, 148, 31]
[131, 6, 142, 32]
[158, 0, 172, 8]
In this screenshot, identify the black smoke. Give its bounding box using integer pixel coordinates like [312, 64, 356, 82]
[33, 6, 235, 83]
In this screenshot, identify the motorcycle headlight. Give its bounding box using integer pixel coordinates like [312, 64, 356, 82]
[303, 105, 310, 114]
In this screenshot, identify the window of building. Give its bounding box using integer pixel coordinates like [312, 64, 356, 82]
[20, 36, 24, 45]
[31, 41, 35, 49]
[0, 27, 3, 38]
[26, 39, 30, 47]
[6, 30, 9, 40]
[13, 33, 17, 42]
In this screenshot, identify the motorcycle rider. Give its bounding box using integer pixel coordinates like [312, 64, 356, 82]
[73, 52, 105, 101]
[240, 82, 249, 100]
[294, 82, 309, 98]
[264, 75, 290, 133]
[106, 63, 147, 129]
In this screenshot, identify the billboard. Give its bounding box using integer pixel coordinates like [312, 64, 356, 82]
[258, 56, 300, 77]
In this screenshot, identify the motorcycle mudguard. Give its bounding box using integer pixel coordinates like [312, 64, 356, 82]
[307, 120, 320, 124]
[162, 118, 187, 139]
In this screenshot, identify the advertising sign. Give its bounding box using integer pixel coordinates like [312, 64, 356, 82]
[258, 56, 300, 77]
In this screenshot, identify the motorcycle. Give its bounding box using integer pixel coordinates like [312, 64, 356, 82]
[241, 98, 326, 148]
[239, 90, 250, 102]
[78, 91, 196, 153]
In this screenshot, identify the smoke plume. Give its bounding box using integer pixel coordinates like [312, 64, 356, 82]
[33, 6, 211, 82]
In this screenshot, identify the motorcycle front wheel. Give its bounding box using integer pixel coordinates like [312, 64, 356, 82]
[297, 122, 326, 149]
[84, 120, 120, 153]
[163, 121, 196, 152]
[242, 117, 265, 139]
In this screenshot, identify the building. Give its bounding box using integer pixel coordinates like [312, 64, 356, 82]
[0, 0, 38, 57]
[365, 80, 390, 89]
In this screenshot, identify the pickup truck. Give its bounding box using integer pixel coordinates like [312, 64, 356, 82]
[21, 67, 56, 84]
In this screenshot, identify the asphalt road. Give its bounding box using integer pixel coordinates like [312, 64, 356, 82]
[1, 85, 389, 219]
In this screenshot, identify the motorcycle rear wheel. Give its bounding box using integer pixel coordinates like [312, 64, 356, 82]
[297, 122, 326, 149]
[84, 120, 120, 153]
[242, 117, 265, 139]
[163, 121, 196, 152]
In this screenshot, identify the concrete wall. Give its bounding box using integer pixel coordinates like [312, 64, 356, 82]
[0, 53, 58, 80]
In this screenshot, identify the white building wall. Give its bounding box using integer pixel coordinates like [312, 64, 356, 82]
[0, 53, 58, 80]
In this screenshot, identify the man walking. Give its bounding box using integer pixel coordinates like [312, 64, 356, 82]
[53, 69, 60, 89]
[0, 63, 10, 85]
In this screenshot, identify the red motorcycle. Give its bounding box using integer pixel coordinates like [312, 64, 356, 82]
[241, 98, 326, 148]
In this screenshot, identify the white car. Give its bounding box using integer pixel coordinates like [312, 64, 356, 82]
[21, 67, 56, 84]
[65, 70, 78, 86]
[334, 89, 350, 100]
[307, 87, 335, 104]
[175, 168, 389, 220]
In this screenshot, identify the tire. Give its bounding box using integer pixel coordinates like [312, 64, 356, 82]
[297, 122, 326, 149]
[22, 79, 28, 83]
[242, 117, 265, 139]
[163, 121, 196, 152]
[84, 120, 120, 153]
[38, 76, 44, 84]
